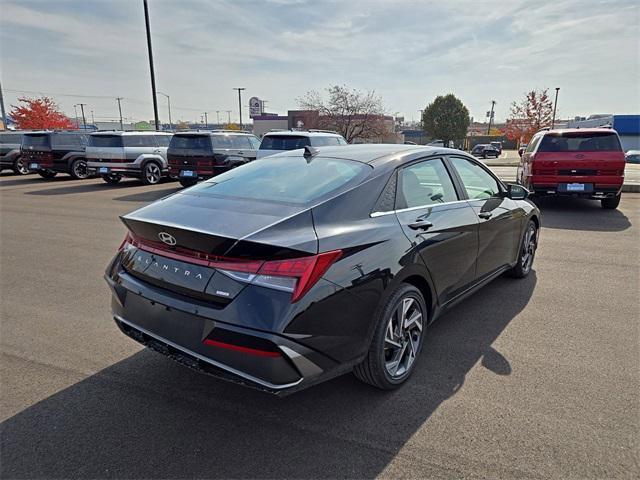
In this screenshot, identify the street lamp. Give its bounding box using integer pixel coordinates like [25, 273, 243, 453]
[552, 87, 560, 129]
[233, 87, 245, 129]
[143, 0, 160, 130]
[157, 92, 172, 130]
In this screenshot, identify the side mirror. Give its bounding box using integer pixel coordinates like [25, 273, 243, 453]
[506, 183, 529, 200]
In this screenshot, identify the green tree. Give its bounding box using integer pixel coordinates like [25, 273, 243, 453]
[421, 94, 470, 145]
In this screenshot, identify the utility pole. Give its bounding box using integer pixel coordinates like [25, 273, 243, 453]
[552, 87, 560, 129]
[143, 0, 160, 130]
[91, 110, 95, 124]
[0, 79, 7, 130]
[158, 92, 172, 130]
[216, 110, 220, 126]
[203, 112, 208, 127]
[487, 100, 496, 135]
[225, 110, 231, 124]
[77, 103, 87, 130]
[116, 97, 124, 130]
[233, 87, 245, 129]
[73, 104, 80, 128]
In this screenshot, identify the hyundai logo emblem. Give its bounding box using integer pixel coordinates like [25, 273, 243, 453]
[158, 232, 176, 246]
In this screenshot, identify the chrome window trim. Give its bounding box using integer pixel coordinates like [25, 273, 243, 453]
[370, 199, 469, 217]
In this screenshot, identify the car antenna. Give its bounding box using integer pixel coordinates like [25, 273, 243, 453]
[303, 145, 320, 162]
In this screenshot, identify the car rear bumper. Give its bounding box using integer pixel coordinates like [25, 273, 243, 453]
[87, 162, 145, 177]
[168, 165, 231, 180]
[105, 270, 338, 395]
[529, 175, 623, 198]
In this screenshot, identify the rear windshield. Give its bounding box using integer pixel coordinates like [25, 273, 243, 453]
[0, 133, 21, 144]
[538, 132, 622, 152]
[185, 156, 371, 205]
[259, 135, 311, 150]
[90, 135, 123, 148]
[169, 135, 211, 150]
[22, 134, 50, 148]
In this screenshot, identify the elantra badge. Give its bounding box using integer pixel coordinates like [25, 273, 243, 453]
[158, 232, 176, 246]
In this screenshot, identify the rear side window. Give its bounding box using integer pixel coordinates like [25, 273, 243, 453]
[526, 136, 542, 153]
[538, 132, 622, 152]
[248, 136, 261, 149]
[155, 135, 171, 147]
[259, 135, 311, 150]
[123, 135, 157, 147]
[398, 158, 458, 208]
[186, 156, 371, 205]
[169, 135, 211, 150]
[449, 157, 501, 200]
[89, 135, 123, 148]
[311, 136, 342, 146]
[23, 134, 50, 148]
[0, 133, 21, 144]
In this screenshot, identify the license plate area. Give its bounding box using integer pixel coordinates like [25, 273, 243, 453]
[180, 170, 195, 178]
[98, 167, 110, 174]
[562, 183, 593, 193]
[29, 163, 39, 170]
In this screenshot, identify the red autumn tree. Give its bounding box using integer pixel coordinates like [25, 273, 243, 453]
[505, 89, 553, 144]
[10, 96, 75, 130]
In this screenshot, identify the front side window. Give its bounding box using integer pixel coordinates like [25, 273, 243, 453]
[398, 158, 458, 208]
[449, 157, 501, 200]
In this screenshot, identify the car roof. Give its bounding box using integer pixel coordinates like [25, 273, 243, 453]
[537, 127, 617, 136]
[173, 130, 254, 137]
[263, 131, 343, 137]
[23, 130, 85, 135]
[277, 143, 466, 167]
[90, 131, 171, 136]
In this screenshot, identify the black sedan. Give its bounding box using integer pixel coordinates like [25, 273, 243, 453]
[105, 144, 540, 394]
[471, 144, 501, 159]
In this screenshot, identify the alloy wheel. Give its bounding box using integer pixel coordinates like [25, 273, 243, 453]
[384, 296, 424, 379]
[15, 158, 29, 175]
[73, 160, 88, 179]
[521, 224, 537, 273]
[145, 163, 161, 184]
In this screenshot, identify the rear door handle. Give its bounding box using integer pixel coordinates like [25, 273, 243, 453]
[478, 212, 493, 219]
[408, 219, 433, 231]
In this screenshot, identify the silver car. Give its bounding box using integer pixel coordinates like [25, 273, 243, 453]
[86, 131, 173, 185]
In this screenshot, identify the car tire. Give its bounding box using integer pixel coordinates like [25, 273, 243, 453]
[179, 178, 197, 188]
[38, 170, 57, 179]
[353, 284, 427, 390]
[507, 220, 538, 279]
[102, 173, 122, 184]
[13, 157, 29, 175]
[69, 159, 89, 179]
[141, 161, 162, 185]
[601, 194, 621, 210]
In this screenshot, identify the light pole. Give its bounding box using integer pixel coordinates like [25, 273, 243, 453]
[0, 79, 7, 129]
[91, 110, 95, 124]
[143, 0, 160, 130]
[552, 87, 560, 129]
[116, 97, 124, 130]
[487, 100, 496, 135]
[216, 110, 220, 126]
[73, 104, 80, 128]
[157, 92, 172, 130]
[233, 87, 245, 129]
[203, 112, 208, 128]
[75, 103, 87, 130]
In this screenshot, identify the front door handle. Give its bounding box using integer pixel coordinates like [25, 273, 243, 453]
[237, 151, 244, 155]
[408, 219, 433, 231]
[479, 212, 493, 219]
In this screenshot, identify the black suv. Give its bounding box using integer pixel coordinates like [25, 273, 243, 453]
[23, 131, 89, 179]
[0, 131, 28, 175]
[471, 144, 500, 159]
[167, 131, 260, 187]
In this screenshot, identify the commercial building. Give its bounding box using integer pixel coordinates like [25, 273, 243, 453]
[567, 114, 640, 151]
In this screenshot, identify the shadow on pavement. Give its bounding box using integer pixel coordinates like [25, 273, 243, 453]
[24, 180, 171, 196]
[0, 175, 76, 188]
[0, 273, 536, 479]
[113, 186, 182, 203]
[534, 197, 631, 232]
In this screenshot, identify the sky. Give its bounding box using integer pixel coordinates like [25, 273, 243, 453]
[1, 0, 639, 125]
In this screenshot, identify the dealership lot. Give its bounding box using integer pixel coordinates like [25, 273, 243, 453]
[1, 174, 638, 478]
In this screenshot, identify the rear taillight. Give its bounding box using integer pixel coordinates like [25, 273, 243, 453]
[117, 232, 341, 303]
[217, 251, 342, 302]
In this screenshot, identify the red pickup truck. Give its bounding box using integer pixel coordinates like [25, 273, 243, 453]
[517, 128, 625, 209]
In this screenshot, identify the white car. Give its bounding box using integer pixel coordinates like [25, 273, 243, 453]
[257, 130, 347, 159]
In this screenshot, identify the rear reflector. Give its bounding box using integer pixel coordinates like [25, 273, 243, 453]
[117, 232, 342, 303]
[202, 338, 281, 357]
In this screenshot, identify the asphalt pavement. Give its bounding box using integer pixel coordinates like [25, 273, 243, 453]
[1, 173, 639, 479]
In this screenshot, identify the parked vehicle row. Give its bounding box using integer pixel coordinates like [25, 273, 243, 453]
[0, 131, 28, 175]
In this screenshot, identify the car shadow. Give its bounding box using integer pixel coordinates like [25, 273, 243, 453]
[113, 186, 182, 203]
[534, 196, 631, 232]
[24, 180, 178, 197]
[0, 175, 76, 188]
[0, 273, 536, 479]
